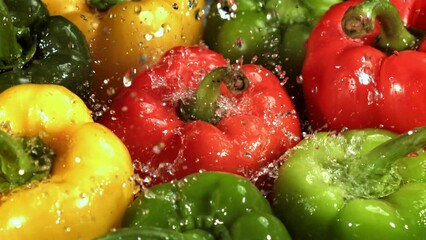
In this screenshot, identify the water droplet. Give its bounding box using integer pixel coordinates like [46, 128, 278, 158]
[250, 55, 258, 63]
[296, 75, 303, 84]
[123, 68, 137, 87]
[80, 14, 87, 21]
[195, 9, 204, 21]
[144, 33, 153, 41]
[153, 142, 165, 154]
[217, 1, 238, 20]
[233, 38, 243, 48]
[154, 25, 165, 37]
[134, 6, 142, 14]
[188, 0, 199, 10]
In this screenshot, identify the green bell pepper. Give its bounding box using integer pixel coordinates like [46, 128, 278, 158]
[203, 0, 341, 116]
[98, 171, 292, 240]
[0, 0, 92, 101]
[273, 126, 426, 239]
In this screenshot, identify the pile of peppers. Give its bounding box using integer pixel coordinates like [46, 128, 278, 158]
[0, 0, 425, 239]
[303, 0, 426, 133]
[204, 0, 343, 117]
[42, 0, 207, 103]
[0, 0, 92, 102]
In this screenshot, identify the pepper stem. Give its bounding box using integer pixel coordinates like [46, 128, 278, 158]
[178, 66, 249, 124]
[0, 0, 23, 70]
[349, 126, 426, 198]
[363, 126, 426, 175]
[342, 0, 419, 53]
[0, 130, 55, 194]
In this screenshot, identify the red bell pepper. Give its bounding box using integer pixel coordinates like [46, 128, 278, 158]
[99, 46, 301, 187]
[302, 0, 426, 133]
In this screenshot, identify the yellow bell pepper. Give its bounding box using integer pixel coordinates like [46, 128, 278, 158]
[91, 0, 206, 102]
[0, 84, 135, 240]
[42, 0, 90, 15]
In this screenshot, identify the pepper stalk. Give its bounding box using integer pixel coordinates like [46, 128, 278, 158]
[342, 0, 420, 53]
[348, 126, 426, 198]
[179, 66, 250, 123]
[0, 130, 54, 193]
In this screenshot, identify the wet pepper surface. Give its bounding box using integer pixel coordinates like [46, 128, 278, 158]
[100, 46, 301, 187]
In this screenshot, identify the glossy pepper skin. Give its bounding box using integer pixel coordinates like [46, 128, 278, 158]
[302, 0, 426, 133]
[97, 171, 292, 240]
[0, 0, 93, 102]
[204, 0, 341, 117]
[90, 0, 206, 103]
[42, 0, 101, 45]
[86, 0, 132, 10]
[0, 84, 135, 240]
[273, 126, 426, 240]
[99, 46, 301, 187]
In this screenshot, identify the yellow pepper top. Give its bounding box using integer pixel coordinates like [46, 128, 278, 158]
[0, 84, 135, 240]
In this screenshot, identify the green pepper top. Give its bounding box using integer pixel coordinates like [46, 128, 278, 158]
[97, 171, 292, 240]
[0, 0, 92, 102]
[273, 126, 426, 240]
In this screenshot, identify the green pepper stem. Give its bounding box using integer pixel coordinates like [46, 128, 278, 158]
[347, 126, 426, 199]
[0, 130, 54, 193]
[342, 0, 419, 52]
[0, 0, 23, 70]
[178, 66, 249, 123]
[361, 126, 426, 176]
